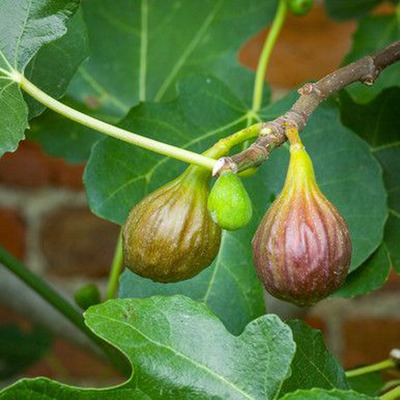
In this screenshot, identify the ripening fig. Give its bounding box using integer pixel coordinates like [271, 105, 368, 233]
[123, 166, 221, 283]
[287, 0, 313, 16]
[252, 129, 351, 306]
[207, 171, 253, 231]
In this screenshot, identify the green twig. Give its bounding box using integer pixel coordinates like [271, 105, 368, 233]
[345, 359, 396, 378]
[0, 247, 130, 376]
[252, 0, 287, 112]
[381, 385, 400, 400]
[106, 232, 124, 300]
[11, 72, 216, 171]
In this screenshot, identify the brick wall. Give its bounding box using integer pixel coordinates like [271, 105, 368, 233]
[1, 1, 399, 384]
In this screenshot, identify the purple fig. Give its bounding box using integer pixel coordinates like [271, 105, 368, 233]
[252, 138, 351, 306]
[123, 166, 221, 283]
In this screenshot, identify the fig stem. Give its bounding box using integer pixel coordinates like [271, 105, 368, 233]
[0, 247, 130, 376]
[252, 0, 287, 113]
[13, 72, 217, 171]
[381, 385, 400, 400]
[345, 359, 396, 378]
[106, 232, 124, 300]
[285, 126, 304, 148]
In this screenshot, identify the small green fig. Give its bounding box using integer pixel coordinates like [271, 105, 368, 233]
[74, 283, 101, 310]
[123, 166, 221, 283]
[252, 136, 351, 306]
[287, 0, 313, 16]
[207, 171, 253, 231]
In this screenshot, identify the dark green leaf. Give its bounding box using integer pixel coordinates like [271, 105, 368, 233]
[0, 296, 296, 400]
[340, 88, 400, 273]
[279, 321, 349, 395]
[0, 325, 52, 380]
[333, 245, 391, 298]
[348, 372, 384, 397]
[344, 14, 400, 103]
[325, 0, 382, 20]
[280, 388, 376, 399]
[0, 0, 80, 157]
[31, 0, 276, 162]
[24, 9, 89, 118]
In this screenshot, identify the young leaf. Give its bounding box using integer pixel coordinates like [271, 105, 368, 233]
[348, 372, 385, 397]
[279, 321, 349, 395]
[0, 0, 80, 157]
[344, 13, 400, 103]
[0, 296, 296, 400]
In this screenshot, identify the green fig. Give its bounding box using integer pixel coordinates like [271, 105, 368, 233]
[252, 133, 351, 306]
[74, 283, 101, 310]
[287, 0, 313, 16]
[123, 166, 222, 283]
[207, 171, 253, 231]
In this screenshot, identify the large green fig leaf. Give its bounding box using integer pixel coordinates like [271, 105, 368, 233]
[0, 296, 296, 400]
[340, 88, 400, 276]
[0, 0, 81, 157]
[280, 321, 349, 395]
[344, 13, 400, 104]
[30, 0, 275, 163]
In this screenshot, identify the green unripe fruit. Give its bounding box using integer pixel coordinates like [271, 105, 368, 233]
[74, 283, 101, 310]
[287, 0, 313, 16]
[207, 171, 253, 231]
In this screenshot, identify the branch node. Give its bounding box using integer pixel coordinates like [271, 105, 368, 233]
[212, 157, 238, 177]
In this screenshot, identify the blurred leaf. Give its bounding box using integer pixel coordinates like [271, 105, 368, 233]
[344, 14, 400, 103]
[325, 0, 383, 20]
[0, 296, 296, 399]
[280, 321, 349, 395]
[0, 325, 52, 380]
[0, 0, 80, 157]
[281, 388, 375, 399]
[348, 372, 384, 397]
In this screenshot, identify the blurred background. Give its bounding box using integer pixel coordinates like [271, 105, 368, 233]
[0, 0, 399, 388]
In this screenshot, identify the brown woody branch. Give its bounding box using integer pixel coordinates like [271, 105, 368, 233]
[213, 39, 400, 176]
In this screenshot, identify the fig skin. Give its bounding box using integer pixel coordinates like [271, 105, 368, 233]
[252, 143, 351, 306]
[207, 171, 253, 231]
[123, 166, 221, 283]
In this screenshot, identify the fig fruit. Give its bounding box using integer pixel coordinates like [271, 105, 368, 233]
[287, 0, 313, 16]
[123, 166, 221, 282]
[74, 283, 101, 310]
[252, 134, 351, 306]
[207, 171, 253, 231]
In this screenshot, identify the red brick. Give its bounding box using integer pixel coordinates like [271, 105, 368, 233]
[0, 208, 26, 259]
[385, 268, 400, 291]
[0, 141, 83, 190]
[41, 207, 119, 277]
[343, 318, 400, 368]
[240, 4, 356, 89]
[26, 339, 121, 381]
[305, 316, 326, 333]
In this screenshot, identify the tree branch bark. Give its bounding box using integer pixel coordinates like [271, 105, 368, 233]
[213, 39, 400, 176]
